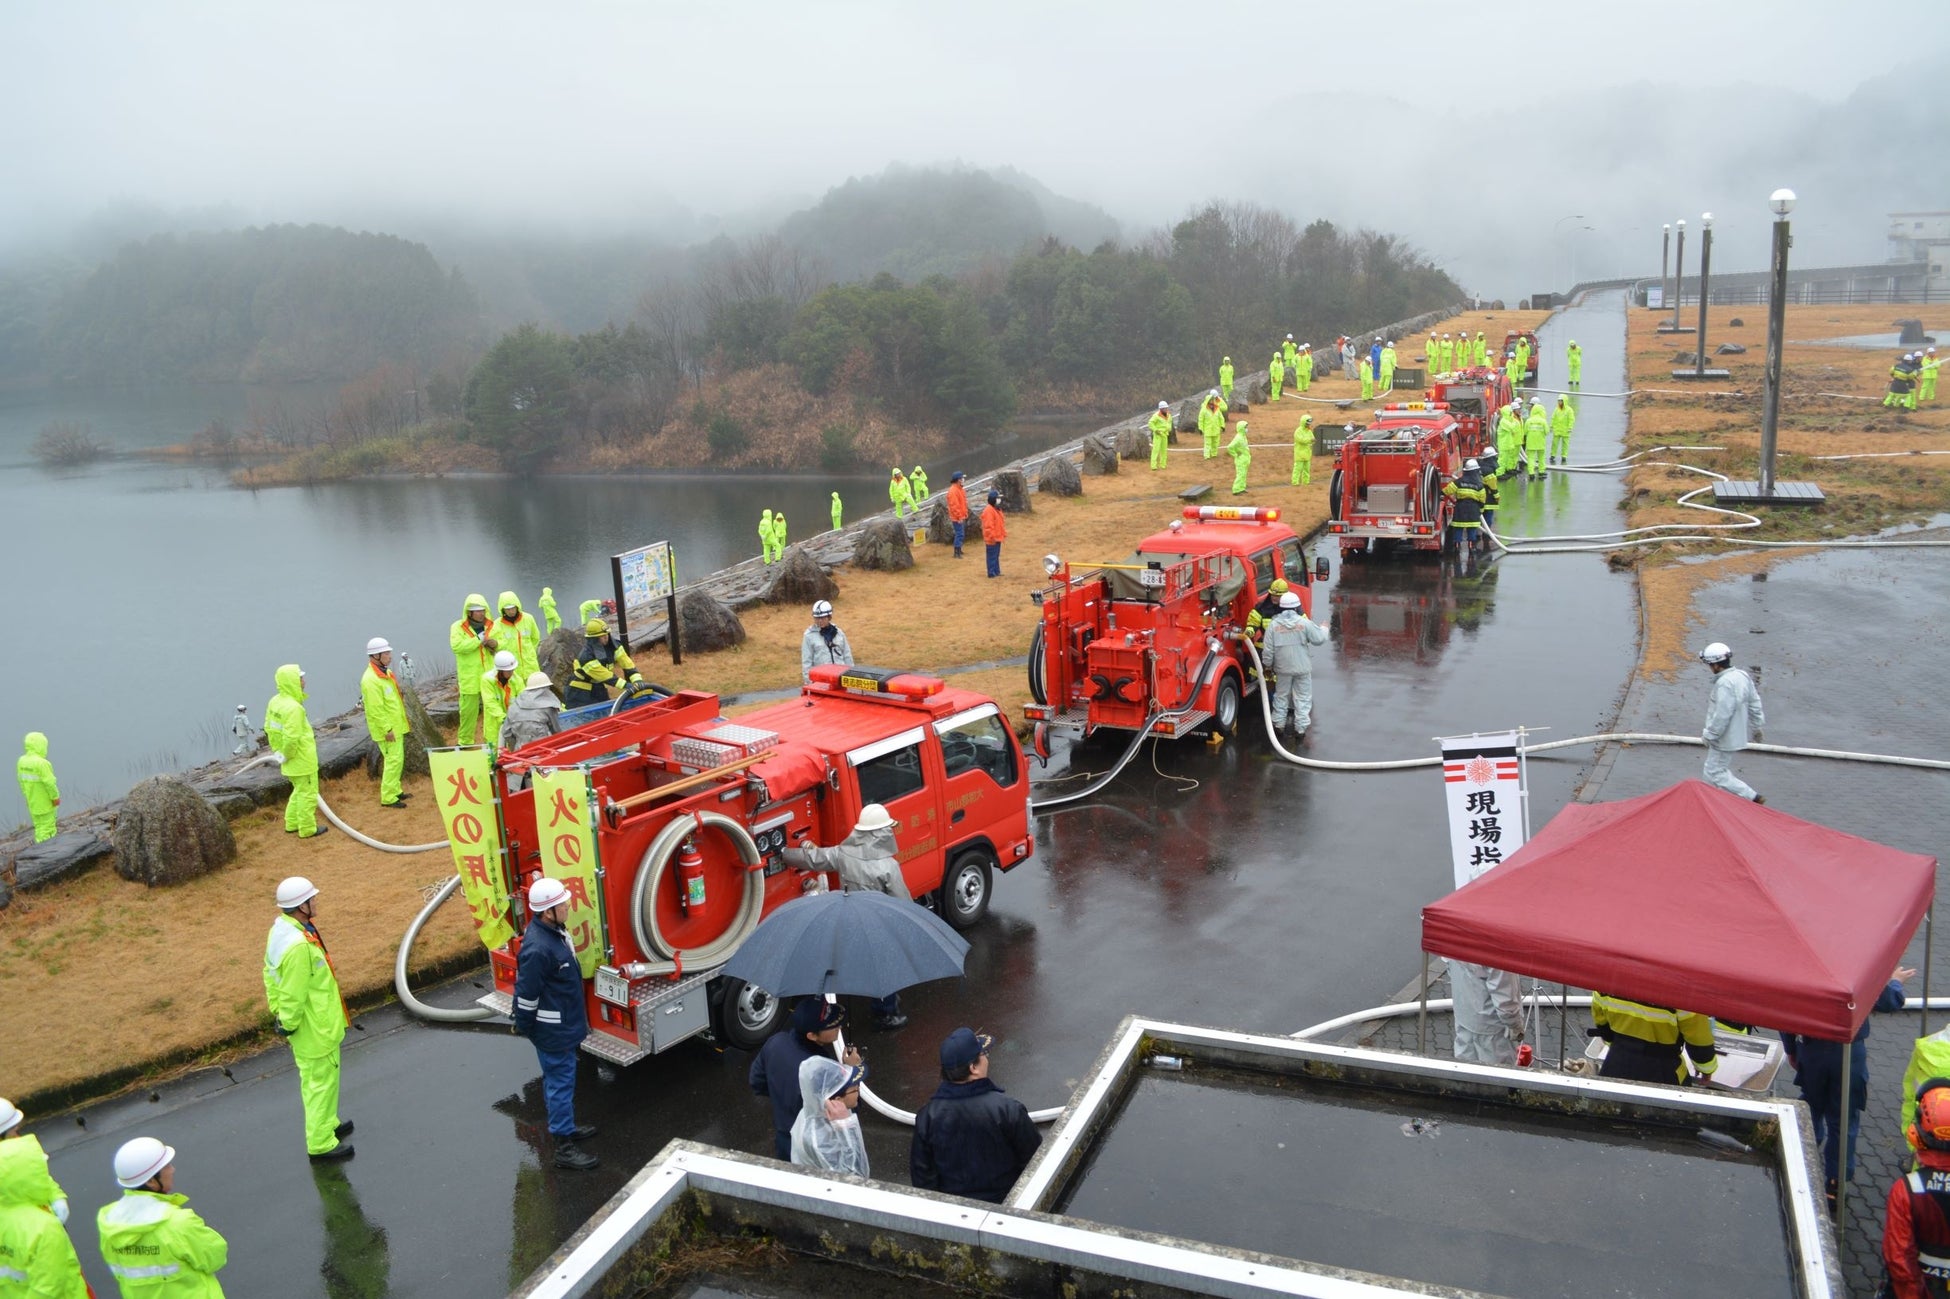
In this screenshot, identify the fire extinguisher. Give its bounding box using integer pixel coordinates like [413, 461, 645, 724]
[677, 837, 706, 914]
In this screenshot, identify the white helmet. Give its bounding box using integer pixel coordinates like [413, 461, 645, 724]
[811, 600, 834, 618]
[0, 1099, 21, 1134]
[1698, 642, 1732, 665]
[1463, 458, 1479, 470]
[1278, 591, 1301, 610]
[276, 876, 319, 909]
[1208, 388, 1220, 398]
[1285, 333, 1293, 340]
[366, 637, 392, 656]
[855, 803, 895, 832]
[1158, 400, 1170, 411]
[493, 651, 518, 672]
[528, 877, 570, 913]
[525, 671, 554, 691]
[114, 1137, 175, 1189]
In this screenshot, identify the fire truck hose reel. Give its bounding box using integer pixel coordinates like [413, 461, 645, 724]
[629, 811, 766, 974]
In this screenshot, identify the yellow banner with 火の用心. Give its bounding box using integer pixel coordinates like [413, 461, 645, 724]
[428, 746, 516, 952]
[530, 767, 606, 978]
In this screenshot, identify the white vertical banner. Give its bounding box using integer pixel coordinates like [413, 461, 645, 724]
[1438, 731, 1527, 890]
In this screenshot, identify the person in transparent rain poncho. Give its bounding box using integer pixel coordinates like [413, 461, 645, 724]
[790, 1057, 869, 1178]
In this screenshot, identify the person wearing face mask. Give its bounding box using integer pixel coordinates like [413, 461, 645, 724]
[791, 1057, 870, 1178]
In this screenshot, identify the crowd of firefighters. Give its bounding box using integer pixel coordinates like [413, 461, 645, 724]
[1886, 347, 1940, 409]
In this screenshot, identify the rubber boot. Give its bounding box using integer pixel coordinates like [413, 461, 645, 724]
[554, 1140, 599, 1171]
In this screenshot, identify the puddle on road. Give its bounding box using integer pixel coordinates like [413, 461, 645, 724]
[1056, 1070, 1794, 1299]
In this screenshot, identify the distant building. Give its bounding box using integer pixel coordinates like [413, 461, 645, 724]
[1888, 212, 1950, 295]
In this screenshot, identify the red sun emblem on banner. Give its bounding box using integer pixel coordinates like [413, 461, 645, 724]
[1465, 756, 1496, 785]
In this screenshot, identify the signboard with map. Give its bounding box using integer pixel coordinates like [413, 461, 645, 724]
[610, 540, 682, 663]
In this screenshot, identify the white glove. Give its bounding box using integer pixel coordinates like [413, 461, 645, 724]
[50, 1197, 69, 1225]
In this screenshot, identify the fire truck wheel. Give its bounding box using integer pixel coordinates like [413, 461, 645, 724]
[1027, 623, 1047, 706]
[938, 850, 994, 930]
[1205, 672, 1241, 736]
[713, 976, 784, 1052]
[1327, 469, 1343, 521]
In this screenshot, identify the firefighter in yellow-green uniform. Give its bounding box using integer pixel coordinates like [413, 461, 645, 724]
[1379, 341, 1397, 393]
[1295, 343, 1313, 392]
[1268, 350, 1285, 401]
[538, 586, 561, 634]
[911, 466, 929, 501]
[1291, 415, 1315, 485]
[889, 468, 915, 520]
[1218, 356, 1234, 404]
[1565, 339, 1583, 388]
[361, 638, 409, 808]
[98, 1138, 229, 1297]
[1438, 333, 1455, 372]
[1282, 334, 1297, 377]
[265, 665, 323, 839]
[831, 491, 843, 531]
[1473, 332, 1487, 367]
[15, 732, 59, 843]
[1549, 395, 1576, 464]
[494, 591, 542, 681]
[1227, 420, 1252, 494]
[0, 1097, 85, 1298]
[1358, 355, 1374, 401]
[1424, 335, 1439, 373]
[265, 875, 354, 1160]
[1147, 401, 1172, 470]
[1198, 390, 1226, 459]
[1590, 991, 1718, 1085]
[449, 595, 498, 745]
[480, 651, 519, 752]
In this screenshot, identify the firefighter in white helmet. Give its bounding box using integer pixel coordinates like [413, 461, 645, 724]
[481, 650, 520, 754]
[265, 876, 354, 1161]
[1262, 591, 1328, 737]
[97, 1138, 229, 1295]
[782, 804, 910, 1030]
[0, 1096, 86, 1295]
[513, 877, 598, 1170]
[801, 600, 854, 684]
[1698, 641, 1766, 803]
[362, 636, 410, 808]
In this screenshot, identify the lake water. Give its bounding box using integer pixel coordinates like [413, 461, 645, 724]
[0, 384, 1110, 814]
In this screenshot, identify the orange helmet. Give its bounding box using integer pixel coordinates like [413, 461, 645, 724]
[1913, 1078, 1950, 1152]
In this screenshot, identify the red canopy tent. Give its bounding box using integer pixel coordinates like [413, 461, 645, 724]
[1422, 779, 1937, 1040]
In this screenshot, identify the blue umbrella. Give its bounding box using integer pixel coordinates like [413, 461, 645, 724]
[722, 890, 970, 999]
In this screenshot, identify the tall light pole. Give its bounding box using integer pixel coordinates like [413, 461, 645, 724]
[1674, 214, 1729, 379]
[1659, 223, 1671, 309]
[1759, 190, 1794, 495]
[1711, 189, 1822, 508]
[1660, 219, 1692, 333]
[1553, 214, 1585, 290]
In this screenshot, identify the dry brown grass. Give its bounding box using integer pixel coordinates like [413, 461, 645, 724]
[1635, 552, 1784, 681]
[1620, 305, 1950, 547]
[0, 764, 479, 1102]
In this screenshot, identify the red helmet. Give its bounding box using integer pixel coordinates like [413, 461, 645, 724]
[1914, 1079, 1950, 1152]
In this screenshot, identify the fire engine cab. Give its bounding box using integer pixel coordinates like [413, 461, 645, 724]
[1326, 403, 1472, 556]
[1501, 330, 1540, 384]
[1425, 366, 1510, 459]
[479, 666, 1033, 1062]
[1023, 505, 1313, 742]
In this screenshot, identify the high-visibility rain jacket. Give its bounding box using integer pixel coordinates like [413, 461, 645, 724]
[1148, 412, 1172, 443]
[831, 493, 843, 529]
[1904, 1029, 1950, 1138]
[493, 592, 542, 681]
[360, 664, 405, 744]
[1293, 419, 1314, 456]
[450, 596, 496, 698]
[97, 1191, 227, 1297]
[1269, 354, 1285, 386]
[264, 913, 347, 1056]
[1496, 408, 1523, 466]
[1473, 335, 1488, 366]
[1551, 403, 1576, 438]
[1296, 351, 1313, 383]
[759, 509, 775, 550]
[480, 669, 518, 742]
[1198, 401, 1226, 444]
[1523, 406, 1549, 452]
[1380, 346, 1397, 378]
[1226, 425, 1251, 468]
[537, 587, 560, 633]
[263, 666, 316, 778]
[0, 1196, 87, 1297]
[1424, 339, 1439, 370]
[15, 733, 57, 817]
[1282, 341, 1296, 369]
[0, 1136, 65, 1217]
[1218, 361, 1234, 392]
[889, 474, 912, 508]
[1591, 992, 1718, 1079]
[911, 468, 928, 499]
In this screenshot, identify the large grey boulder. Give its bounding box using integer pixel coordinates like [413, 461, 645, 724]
[539, 627, 583, 694]
[1080, 434, 1120, 476]
[924, 496, 955, 545]
[1115, 425, 1150, 461]
[991, 469, 1033, 514]
[762, 545, 839, 606]
[1038, 454, 1083, 497]
[675, 589, 746, 653]
[853, 517, 915, 572]
[7, 832, 116, 896]
[113, 776, 235, 887]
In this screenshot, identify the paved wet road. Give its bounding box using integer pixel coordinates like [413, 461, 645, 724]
[37, 296, 1650, 1296]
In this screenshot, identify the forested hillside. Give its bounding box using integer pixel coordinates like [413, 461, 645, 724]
[41, 225, 481, 383]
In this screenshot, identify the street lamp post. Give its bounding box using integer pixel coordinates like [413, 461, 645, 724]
[1694, 213, 1714, 376]
[1553, 214, 1585, 291]
[1659, 223, 1670, 310]
[1759, 190, 1794, 495]
[1660, 220, 1692, 333]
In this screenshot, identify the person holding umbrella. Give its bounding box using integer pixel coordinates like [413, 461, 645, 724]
[781, 804, 910, 1030]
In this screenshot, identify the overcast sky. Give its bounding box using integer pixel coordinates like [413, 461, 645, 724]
[3, 0, 1941, 292]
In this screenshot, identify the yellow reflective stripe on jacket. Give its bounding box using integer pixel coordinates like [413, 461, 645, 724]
[1592, 993, 1718, 1072]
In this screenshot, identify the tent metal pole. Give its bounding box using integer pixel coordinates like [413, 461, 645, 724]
[1418, 951, 1429, 1057]
[1559, 983, 1569, 1069]
[1837, 1037, 1853, 1249]
[1926, 908, 1935, 1040]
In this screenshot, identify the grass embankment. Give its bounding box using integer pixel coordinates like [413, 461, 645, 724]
[1616, 305, 1950, 682]
[5, 365, 1367, 1106]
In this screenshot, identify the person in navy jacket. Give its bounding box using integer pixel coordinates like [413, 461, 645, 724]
[513, 877, 599, 1171]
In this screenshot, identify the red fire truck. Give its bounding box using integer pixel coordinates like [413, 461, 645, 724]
[1501, 330, 1540, 384]
[1325, 403, 1472, 556]
[1023, 505, 1314, 742]
[1425, 367, 1510, 460]
[480, 666, 1033, 1062]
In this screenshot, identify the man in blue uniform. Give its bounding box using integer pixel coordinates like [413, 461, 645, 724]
[513, 877, 599, 1171]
